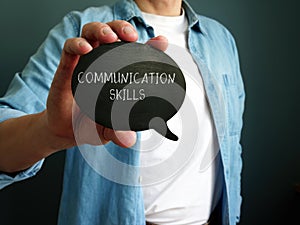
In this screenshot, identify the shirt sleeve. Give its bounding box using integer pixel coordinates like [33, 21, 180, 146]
[0, 159, 44, 190]
[0, 12, 80, 189]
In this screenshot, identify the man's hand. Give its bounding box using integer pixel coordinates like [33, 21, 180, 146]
[45, 21, 168, 149]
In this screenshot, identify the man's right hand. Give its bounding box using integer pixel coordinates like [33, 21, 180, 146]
[44, 20, 169, 150]
[45, 21, 140, 149]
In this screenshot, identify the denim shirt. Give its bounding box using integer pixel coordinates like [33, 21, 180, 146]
[0, 0, 245, 225]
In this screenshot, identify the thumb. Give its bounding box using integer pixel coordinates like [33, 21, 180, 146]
[102, 128, 137, 148]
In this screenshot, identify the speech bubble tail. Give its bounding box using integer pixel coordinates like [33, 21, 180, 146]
[164, 128, 179, 141]
[154, 127, 178, 141]
[149, 117, 178, 141]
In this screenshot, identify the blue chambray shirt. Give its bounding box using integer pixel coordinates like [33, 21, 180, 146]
[0, 0, 245, 225]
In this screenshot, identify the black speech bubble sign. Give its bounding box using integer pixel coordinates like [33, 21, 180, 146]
[71, 42, 186, 141]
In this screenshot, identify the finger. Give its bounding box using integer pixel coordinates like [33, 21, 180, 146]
[146, 35, 169, 52]
[52, 38, 92, 91]
[82, 22, 118, 45]
[74, 116, 108, 146]
[63, 37, 93, 55]
[102, 128, 137, 148]
[59, 38, 92, 75]
[106, 20, 138, 42]
[74, 116, 136, 147]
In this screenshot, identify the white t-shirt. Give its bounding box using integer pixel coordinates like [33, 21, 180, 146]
[139, 10, 223, 225]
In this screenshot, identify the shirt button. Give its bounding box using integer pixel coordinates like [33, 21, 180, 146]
[138, 176, 143, 184]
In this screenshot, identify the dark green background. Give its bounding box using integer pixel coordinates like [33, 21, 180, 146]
[0, 0, 299, 224]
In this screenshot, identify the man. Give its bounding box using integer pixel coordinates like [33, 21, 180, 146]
[0, 0, 245, 224]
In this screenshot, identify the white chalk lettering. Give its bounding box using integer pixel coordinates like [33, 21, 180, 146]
[77, 71, 176, 85]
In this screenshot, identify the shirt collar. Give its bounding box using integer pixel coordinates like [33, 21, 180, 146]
[113, 0, 204, 34]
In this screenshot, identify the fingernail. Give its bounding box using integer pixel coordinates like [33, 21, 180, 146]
[79, 41, 92, 51]
[79, 41, 88, 47]
[102, 27, 113, 35]
[115, 131, 137, 148]
[122, 132, 137, 147]
[123, 26, 135, 34]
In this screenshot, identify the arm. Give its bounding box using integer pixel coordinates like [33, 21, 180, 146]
[0, 112, 68, 173]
